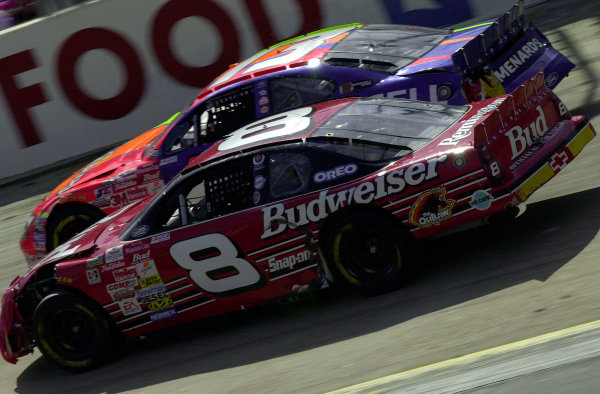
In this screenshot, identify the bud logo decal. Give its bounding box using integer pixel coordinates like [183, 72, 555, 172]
[409, 188, 455, 228]
[505, 105, 549, 160]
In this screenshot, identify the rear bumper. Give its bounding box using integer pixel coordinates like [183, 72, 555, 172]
[512, 120, 596, 202]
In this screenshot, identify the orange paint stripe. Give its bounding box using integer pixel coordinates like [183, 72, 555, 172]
[408, 55, 452, 67]
[323, 31, 350, 45]
[441, 37, 474, 45]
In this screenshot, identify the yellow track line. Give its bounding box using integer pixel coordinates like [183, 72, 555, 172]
[327, 319, 600, 393]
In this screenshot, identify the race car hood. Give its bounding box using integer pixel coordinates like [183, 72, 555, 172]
[47, 124, 168, 198]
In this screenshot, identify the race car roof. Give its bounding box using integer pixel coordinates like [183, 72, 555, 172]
[204, 23, 450, 92]
[187, 97, 467, 169]
[322, 24, 450, 73]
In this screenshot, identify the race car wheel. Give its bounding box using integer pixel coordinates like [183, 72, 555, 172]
[46, 206, 103, 252]
[33, 290, 113, 372]
[326, 213, 411, 294]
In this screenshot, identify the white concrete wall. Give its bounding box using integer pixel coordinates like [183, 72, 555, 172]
[0, 0, 539, 181]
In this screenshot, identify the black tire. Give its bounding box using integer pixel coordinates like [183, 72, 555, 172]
[46, 206, 104, 252]
[33, 290, 113, 372]
[325, 213, 412, 294]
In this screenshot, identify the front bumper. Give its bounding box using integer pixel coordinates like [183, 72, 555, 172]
[0, 280, 31, 364]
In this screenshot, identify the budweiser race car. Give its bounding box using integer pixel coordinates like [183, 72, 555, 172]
[19, 1, 573, 266]
[1, 73, 595, 370]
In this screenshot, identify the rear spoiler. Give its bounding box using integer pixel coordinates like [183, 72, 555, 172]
[452, 0, 526, 76]
[475, 71, 548, 146]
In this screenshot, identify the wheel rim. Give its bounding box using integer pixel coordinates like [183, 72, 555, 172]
[51, 214, 92, 249]
[334, 223, 400, 282]
[46, 306, 98, 356]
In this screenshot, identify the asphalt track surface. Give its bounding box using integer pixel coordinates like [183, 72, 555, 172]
[1, 1, 599, 392]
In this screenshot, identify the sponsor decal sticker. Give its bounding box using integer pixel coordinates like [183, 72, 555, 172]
[106, 278, 138, 293]
[254, 175, 266, 190]
[143, 172, 161, 183]
[132, 225, 150, 238]
[268, 250, 311, 273]
[136, 284, 167, 298]
[33, 230, 45, 242]
[258, 96, 269, 106]
[469, 190, 494, 211]
[409, 188, 455, 228]
[119, 298, 142, 316]
[109, 287, 136, 302]
[493, 38, 544, 83]
[313, 163, 358, 183]
[292, 284, 310, 293]
[132, 250, 151, 263]
[140, 274, 163, 288]
[439, 98, 505, 146]
[545, 72, 559, 88]
[147, 297, 174, 312]
[549, 149, 570, 171]
[124, 242, 150, 254]
[86, 268, 101, 285]
[114, 180, 137, 192]
[95, 186, 113, 199]
[136, 259, 158, 278]
[151, 233, 170, 244]
[504, 105, 549, 160]
[126, 186, 149, 200]
[101, 261, 126, 272]
[86, 255, 104, 268]
[150, 307, 178, 322]
[159, 156, 178, 166]
[105, 245, 124, 263]
[113, 266, 138, 281]
[253, 154, 265, 166]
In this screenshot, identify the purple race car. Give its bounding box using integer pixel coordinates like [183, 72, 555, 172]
[191, 0, 573, 121]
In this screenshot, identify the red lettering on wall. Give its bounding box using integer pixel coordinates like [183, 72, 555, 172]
[152, 0, 241, 88]
[243, 0, 323, 47]
[57, 27, 145, 120]
[0, 50, 48, 147]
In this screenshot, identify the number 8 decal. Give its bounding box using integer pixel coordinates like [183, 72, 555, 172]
[170, 233, 264, 295]
[218, 106, 313, 151]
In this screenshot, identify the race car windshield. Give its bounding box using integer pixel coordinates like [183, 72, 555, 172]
[323, 24, 450, 73]
[313, 98, 467, 153]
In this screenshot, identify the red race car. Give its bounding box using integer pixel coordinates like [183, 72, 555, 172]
[1, 73, 595, 370]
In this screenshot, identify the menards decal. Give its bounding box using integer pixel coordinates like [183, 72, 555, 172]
[262, 155, 448, 238]
[493, 38, 544, 83]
